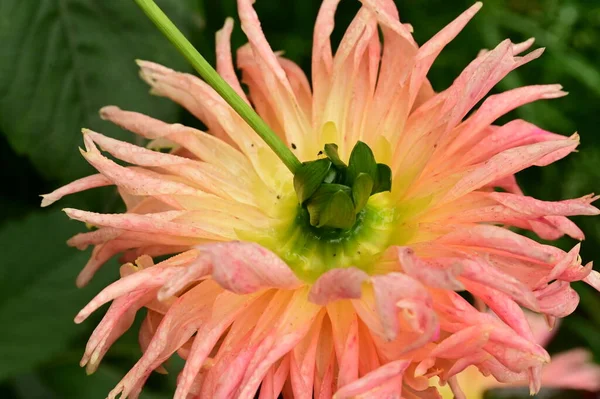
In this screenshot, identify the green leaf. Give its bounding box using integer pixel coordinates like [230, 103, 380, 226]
[352, 173, 373, 213]
[324, 143, 347, 168]
[40, 363, 164, 399]
[0, 0, 201, 183]
[293, 158, 332, 203]
[0, 211, 115, 381]
[346, 141, 377, 186]
[306, 184, 355, 229]
[373, 163, 392, 194]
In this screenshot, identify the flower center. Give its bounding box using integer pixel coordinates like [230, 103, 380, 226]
[240, 141, 400, 282]
[247, 191, 398, 282]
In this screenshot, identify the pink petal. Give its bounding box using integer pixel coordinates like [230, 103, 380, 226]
[108, 280, 224, 399]
[75, 250, 200, 323]
[446, 84, 567, 159]
[489, 192, 599, 217]
[534, 280, 580, 317]
[201, 242, 302, 294]
[437, 224, 560, 264]
[236, 289, 321, 399]
[534, 244, 581, 289]
[237, 0, 310, 152]
[371, 272, 436, 343]
[40, 174, 112, 207]
[540, 348, 600, 391]
[258, 356, 290, 399]
[333, 359, 410, 398]
[289, 312, 325, 399]
[460, 120, 568, 166]
[396, 246, 464, 290]
[430, 325, 492, 359]
[216, 18, 250, 104]
[463, 280, 534, 342]
[584, 270, 600, 291]
[99, 106, 255, 181]
[459, 256, 539, 310]
[441, 137, 579, 203]
[81, 288, 155, 373]
[327, 302, 359, 388]
[63, 209, 219, 240]
[173, 291, 256, 399]
[308, 267, 369, 305]
[311, 0, 341, 125]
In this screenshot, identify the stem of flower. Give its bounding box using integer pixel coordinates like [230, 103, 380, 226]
[133, 0, 301, 173]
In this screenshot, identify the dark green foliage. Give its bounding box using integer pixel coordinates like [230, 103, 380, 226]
[0, 0, 599, 398]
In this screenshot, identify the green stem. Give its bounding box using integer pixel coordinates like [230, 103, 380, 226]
[134, 0, 301, 173]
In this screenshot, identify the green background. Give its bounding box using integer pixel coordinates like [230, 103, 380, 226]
[0, 0, 599, 398]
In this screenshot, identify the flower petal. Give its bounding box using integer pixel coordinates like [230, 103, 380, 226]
[308, 267, 369, 305]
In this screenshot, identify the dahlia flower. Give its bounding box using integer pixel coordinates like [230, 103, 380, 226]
[41, 0, 600, 398]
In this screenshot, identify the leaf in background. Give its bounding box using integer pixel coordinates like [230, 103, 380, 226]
[0, 0, 201, 183]
[0, 211, 114, 381]
[41, 363, 164, 399]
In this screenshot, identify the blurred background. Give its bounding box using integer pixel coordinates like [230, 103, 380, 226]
[1, 0, 599, 398]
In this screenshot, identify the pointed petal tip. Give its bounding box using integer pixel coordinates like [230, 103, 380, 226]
[40, 194, 53, 208]
[99, 105, 120, 120]
[75, 274, 90, 288]
[74, 313, 86, 324]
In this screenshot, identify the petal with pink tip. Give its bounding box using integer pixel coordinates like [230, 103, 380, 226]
[236, 288, 321, 399]
[201, 241, 302, 294]
[63, 209, 221, 240]
[396, 246, 464, 290]
[108, 280, 224, 399]
[370, 272, 434, 341]
[535, 281, 580, 318]
[312, 0, 341, 124]
[431, 325, 491, 359]
[308, 267, 369, 305]
[442, 137, 579, 203]
[333, 359, 410, 399]
[99, 106, 255, 182]
[173, 290, 256, 399]
[40, 174, 112, 207]
[437, 224, 560, 264]
[446, 84, 567, 159]
[540, 348, 600, 391]
[216, 18, 250, 104]
[75, 250, 200, 323]
[237, 0, 310, 152]
[489, 192, 599, 217]
[327, 301, 359, 388]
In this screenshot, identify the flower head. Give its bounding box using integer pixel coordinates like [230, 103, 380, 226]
[42, 0, 600, 398]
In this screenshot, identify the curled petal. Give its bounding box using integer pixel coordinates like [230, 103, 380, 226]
[41, 174, 112, 207]
[333, 359, 410, 399]
[309, 267, 369, 305]
[396, 246, 464, 290]
[535, 281, 580, 318]
[202, 241, 303, 294]
[371, 272, 434, 341]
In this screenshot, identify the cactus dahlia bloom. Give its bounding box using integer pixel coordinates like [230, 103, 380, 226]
[41, 0, 600, 398]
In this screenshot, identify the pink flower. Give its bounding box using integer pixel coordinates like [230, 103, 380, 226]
[42, 0, 600, 398]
